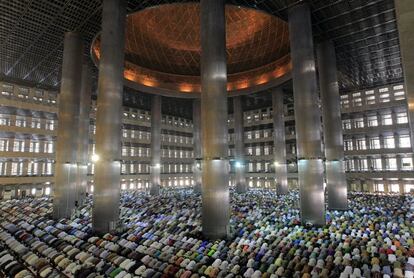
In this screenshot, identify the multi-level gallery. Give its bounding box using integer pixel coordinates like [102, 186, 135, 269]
[0, 0, 413, 277]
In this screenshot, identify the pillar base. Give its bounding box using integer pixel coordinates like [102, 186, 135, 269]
[92, 160, 121, 235]
[202, 159, 229, 239]
[76, 164, 88, 206]
[193, 183, 202, 194]
[150, 184, 160, 196]
[53, 162, 77, 220]
[327, 207, 349, 211]
[235, 182, 247, 194]
[235, 167, 247, 193]
[276, 184, 289, 195]
[93, 221, 124, 237]
[150, 165, 161, 196]
[399, 184, 405, 195]
[298, 159, 325, 226]
[326, 160, 348, 210]
[93, 217, 123, 236]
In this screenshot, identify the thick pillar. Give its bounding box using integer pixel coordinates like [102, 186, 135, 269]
[76, 64, 92, 205]
[200, 0, 230, 239]
[150, 95, 162, 195]
[355, 180, 362, 192]
[193, 99, 202, 194]
[289, 3, 325, 226]
[367, 156, 373, 171]
[384, 180, 390, 193]
[381, 156, 387, 171]
[233, 96, 247, 193]
[317, 41, 348, 210]
[92, 0, 126, 235]
[399, 183, 405, 195]
[396, 154, 402, 171]
[53, 32, 83, 220]
[22, 160, 29, 176]
[395, 0, 414, 152]
[272, 88, 288, 195]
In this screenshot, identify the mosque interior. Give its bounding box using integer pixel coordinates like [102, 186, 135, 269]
[0, 0, 413, 277]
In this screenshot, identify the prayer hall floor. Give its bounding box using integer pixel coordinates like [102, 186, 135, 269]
[0, 190, 413, 278]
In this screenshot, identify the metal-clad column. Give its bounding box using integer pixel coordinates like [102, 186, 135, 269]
[200, 0, 230, 239]
[53, 32, 83, 220]
[272, 88, 288, 195]
[150, 95, 162, 195]
[92, 0, 126, 235]
[193, 99, 202, 194]
[76, 64, 92, 205]
[395, 0, 414, 152]
[317, 41, 348, 210]
[233, 96, 247, 193]
[289, 3, 325, 226]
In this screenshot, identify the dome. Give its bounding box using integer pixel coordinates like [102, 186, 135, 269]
[92, 3, 291, 96]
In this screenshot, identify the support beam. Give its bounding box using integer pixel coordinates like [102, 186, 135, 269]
[53, 32, 83, 220]
[395, 0, 414, 152]
[288, 3, 325, 226]
[92, 0, 126, 235]
[272, 88, 288, 195]
[76, 64, 92, 206]
[233, 96, 247, 193]
[200, 0, 230, 239]
[193, 99, 202, 194]
[150, 95, 162, 195]
[317, 41, 348, 210]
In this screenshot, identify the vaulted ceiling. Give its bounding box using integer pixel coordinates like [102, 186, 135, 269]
[0, 0, 403, 94]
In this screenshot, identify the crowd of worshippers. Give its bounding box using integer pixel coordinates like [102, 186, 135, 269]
[0, 190, 413, 278]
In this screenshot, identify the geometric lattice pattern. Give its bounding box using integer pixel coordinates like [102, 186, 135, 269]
[124, 3, 289, 76]
[233, 0, 403, 91]
[0, 0, 102, 89]
[0, 0, 404, 93]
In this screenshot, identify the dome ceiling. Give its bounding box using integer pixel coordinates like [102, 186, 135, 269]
[92, 3, 291, 96]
